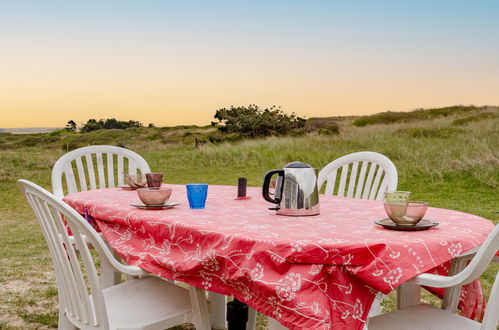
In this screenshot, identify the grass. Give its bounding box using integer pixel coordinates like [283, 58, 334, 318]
[0, 109, 498, 329]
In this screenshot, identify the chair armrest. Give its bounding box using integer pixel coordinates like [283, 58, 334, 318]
[100, 256, 149, 277]
[409, 253, 499, 288]
[408, 273, 461, 288]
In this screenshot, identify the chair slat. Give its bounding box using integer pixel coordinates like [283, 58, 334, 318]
[362, 163, 377, 199]
[129, 158, 138, 174]
[325, 169, 337, 195]
[106, 153, 115, 188]
[346, 161, 359, 198]
[337, 164, 349, 197]
[65, 169, 78, 195]
[96, 153, 106, 189]
[355, 161, 368, 199]
[75, 157, 88, 192]
[369, 167, 384, 200]
[74, 230, 106, 326]
[85, 154, 97, 190]
[52, 211, 93, 324]
[117, 155, 124, 186]
[376, 177, 389, 201]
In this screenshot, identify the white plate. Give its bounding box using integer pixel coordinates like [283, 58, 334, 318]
[130, 201, 180, 210]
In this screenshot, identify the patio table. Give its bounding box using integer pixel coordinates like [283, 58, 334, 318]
[63, 184, 495, 330]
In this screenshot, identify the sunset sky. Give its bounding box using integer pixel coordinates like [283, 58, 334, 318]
[1, 1, 498, 128]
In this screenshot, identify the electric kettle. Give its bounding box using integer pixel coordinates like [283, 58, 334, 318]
[262, 161, 320, 216]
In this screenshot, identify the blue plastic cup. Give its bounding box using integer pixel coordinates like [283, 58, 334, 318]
[186, 184, 208, 209]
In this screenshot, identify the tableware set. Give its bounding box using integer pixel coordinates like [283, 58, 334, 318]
[123, 172, 210, 210]
[378, 190, 438, 231]
[122, 172, 180, 210]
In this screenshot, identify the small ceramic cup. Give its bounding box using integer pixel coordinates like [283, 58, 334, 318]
[146, 173, 163, 188]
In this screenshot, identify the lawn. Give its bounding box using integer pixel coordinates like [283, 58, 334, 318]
[0, 111, 497, 329]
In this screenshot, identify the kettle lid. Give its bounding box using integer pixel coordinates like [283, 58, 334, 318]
[284, 161, 312, 168]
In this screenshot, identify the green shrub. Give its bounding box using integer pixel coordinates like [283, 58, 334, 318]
[61, 141, 83, 151]
[452, 112, 497, 126]
[19, 136, 43, 147]
[352, 105, 494, 127]
[224, 133, 241, 141]
[396, 127, 465, 138]
[207, 132, 224, 143]
[212, 104, 305, 138]
[48, 129, 67, 136]
[317, 123, 340, 135]
[146, 133, 161, 141]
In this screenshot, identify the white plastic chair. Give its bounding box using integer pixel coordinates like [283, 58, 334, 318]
[51, 145, 151, 287]
[52, 145, 151, 198]
[317, 151, 398, 200]
[18, 179, 211, 330]
[316, 152, 398, 319]
[368, 224, 499, 330]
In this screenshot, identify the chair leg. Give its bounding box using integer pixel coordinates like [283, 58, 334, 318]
[246, 307, 257, 330]
[442, 256, 469, 312]
[397, 282, 421, 309]
[58, 308, 77, 330]
[368, 292, 384, 317]
[208, 292, 227, 329]
[100, 248, 122, 288]
[100, 258, 121, 288]
[268, 317, 288, 330]
[191, 288, 212, 330]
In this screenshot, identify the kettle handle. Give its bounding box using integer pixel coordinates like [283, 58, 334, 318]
[262, 169, 284, 204]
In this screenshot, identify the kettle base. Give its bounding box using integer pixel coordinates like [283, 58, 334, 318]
[276, 207, 320, 216]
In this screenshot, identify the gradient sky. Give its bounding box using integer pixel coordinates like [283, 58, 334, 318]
[1, 1, 498, 128]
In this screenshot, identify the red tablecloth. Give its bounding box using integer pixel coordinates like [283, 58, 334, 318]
[64, 185, 494, 329]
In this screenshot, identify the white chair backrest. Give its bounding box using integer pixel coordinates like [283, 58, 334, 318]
[18, 179, 115, 330]
[52, 145, 151, 198]
[317, 151, 398, 200]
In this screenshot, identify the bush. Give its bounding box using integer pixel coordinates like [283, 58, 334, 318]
[452, 112, 497, 126]
[207, 132, 224, 143]
[212, 104, 306, 138]
[146, 133, 161, 141]
[80, 118, 143, 132]
[49, 129, 68, 136]
[61, 141, 83, 151]
[305, 117, 341, 134]
[317, 123, 340, 135]
[396, 127, 465, 138]
[352, 105, 492, 127]
[19, 136, 43, 147]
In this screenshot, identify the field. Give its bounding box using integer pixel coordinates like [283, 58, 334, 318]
[0, 107, 498, 329]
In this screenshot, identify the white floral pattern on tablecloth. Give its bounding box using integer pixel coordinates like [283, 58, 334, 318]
[64, 185, 494, 330]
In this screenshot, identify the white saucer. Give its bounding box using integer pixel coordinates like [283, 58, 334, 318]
[130, 201, 180, 210]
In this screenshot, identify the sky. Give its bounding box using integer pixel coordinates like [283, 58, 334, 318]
[1, 1, 498, 128]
